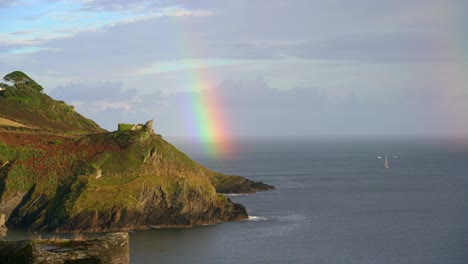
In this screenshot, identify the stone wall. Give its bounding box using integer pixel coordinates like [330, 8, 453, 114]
[0, 232, 129, 263]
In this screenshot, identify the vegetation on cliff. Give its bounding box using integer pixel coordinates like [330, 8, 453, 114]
[0, 71, 273, 232]
[0, 71, 103, 134]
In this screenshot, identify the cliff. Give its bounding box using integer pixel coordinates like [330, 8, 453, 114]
[0, 71, 274, 233]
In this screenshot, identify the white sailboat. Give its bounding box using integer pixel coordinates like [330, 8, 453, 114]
[384, 155, 389, 169]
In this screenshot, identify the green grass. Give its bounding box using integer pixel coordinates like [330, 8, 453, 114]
[4, 165, 35, 192]
[117, 123, 134, 132]
[0, 71, 104, 134]
[0, 142, 41, 161]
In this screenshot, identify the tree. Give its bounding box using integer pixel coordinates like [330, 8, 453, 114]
[3, 71, 43, 92]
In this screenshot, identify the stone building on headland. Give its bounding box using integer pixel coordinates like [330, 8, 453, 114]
[117, 119, 154, 133]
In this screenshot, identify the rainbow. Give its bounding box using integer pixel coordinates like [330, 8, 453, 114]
[394, 2, 468, 137]
[424, 2, 468, 137]
[183, 70, 232, 157]
[173, 17, 233, 157]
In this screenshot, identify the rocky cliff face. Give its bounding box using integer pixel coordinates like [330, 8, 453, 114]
[0, 128, 249, 232]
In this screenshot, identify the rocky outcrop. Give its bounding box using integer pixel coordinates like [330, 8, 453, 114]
[0, 232, 129, 263]
[210, 174, 275, 194]
[143, 119, 154, 133]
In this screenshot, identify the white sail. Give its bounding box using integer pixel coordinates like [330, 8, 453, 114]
[384, 155, 389, 169]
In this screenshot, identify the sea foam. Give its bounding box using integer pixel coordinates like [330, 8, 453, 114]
[248, 216, 268, 221]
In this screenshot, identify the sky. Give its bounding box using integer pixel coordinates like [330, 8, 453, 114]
[1, 0, 468, 140]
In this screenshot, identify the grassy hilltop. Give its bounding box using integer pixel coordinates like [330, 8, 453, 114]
[0, 71, 103, 134]
[0, 71, 273, 232]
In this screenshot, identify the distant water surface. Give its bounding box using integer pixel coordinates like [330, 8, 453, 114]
[129, 137, 468, 264]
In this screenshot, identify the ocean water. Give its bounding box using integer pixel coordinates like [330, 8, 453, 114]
[130, 137, 468, 264]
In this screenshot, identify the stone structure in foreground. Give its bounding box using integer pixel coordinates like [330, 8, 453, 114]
[0, 214, 6, 238]
[0, 232, 129, 263]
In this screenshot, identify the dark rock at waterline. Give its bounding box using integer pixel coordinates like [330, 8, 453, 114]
[0, 232, 129, 264]
[210, 174, 276, 194]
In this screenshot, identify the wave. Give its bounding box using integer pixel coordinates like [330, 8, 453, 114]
[248, 216, 268, 221]
[223, 193, 251, 196]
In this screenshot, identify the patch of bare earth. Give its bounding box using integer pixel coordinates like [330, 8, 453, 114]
[0, 117, 30, 128]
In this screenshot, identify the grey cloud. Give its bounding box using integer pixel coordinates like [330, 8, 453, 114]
[0, 0, 18, 8]
[211, 31, 462, 62]
[51, 81, 136, 101]
[0, 44, 10, 53]
[76, 0, 154, 12]
[8, 30, 37, 36]
[27, 17, 191, 80]
[72, 0, 221, 12]
[67, 0, 262, 12]
[288, 32, 462, 62]
[21, 13, 44, 21]
[207, 42, 280, 60]
[25, 0, 462, 81]
[146, 78, 450, 137]
[77, 104, 154, 131]
[213, 78, 323, 110]
[49, 81, 165, 130]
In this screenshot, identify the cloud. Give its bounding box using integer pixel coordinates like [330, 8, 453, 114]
[75, 0, 213, 17]
[132, 58, 248, 75]
[204, 78, 464, 137]
[0, 0, 19, 8]
[8, 46, 44, 55]
[74, 0, 224, 12]
[51, 81, 136, 101]
[285, 31, 463, 62]
[76, 0, 153, 12]
[49, 81, 165, 130]
[200, 30, 463, 62]
[0, 0, 212, 52]
[211, 78, 323, 110]
[214, 77, 462, 137]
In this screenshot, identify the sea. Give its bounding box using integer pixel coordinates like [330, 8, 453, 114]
[7, 137, 468, 263]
